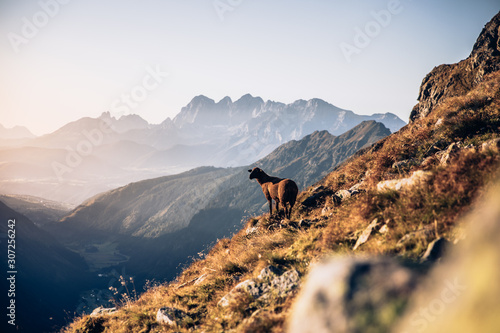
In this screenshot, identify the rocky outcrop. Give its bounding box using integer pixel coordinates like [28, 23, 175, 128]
[156, 307, 190, 327]
[219, 266, 300, 307]
[410, 11, 500, 122]
[377, 170, 433, 192]
[90, 307, 117, 317]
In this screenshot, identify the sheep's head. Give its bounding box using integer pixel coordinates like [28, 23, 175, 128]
[248, 167, 265, 180]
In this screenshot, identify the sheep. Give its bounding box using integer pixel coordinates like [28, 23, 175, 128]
[248, 167, 298, 219]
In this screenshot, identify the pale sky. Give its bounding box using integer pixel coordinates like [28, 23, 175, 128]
[0, 0, 498, 135]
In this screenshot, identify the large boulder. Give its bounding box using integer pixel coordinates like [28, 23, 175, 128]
[288, 256, 421, 333]
[219, 266, 300, 307]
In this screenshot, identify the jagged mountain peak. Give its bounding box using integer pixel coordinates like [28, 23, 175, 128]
[471, 11, 500, 58]
[410, 10, 500, 122]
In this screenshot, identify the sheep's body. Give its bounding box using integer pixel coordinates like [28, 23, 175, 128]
[248, 167, 298, 219]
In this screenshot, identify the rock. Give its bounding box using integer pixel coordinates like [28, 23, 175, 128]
[156, 307, 189, 326]
[219, 266, 300, 307]
[392, 159, 418, 170]
[434, 118, 444, 128]
[396, 227, 435, 247]
[377, 170, 433, 192]
[379, 224, 389, 234]
[299, 219, 312, 228]
[193, 273, 208, 286]
[335, 188, 362, 203]
[258, 265, 282, 281]
[481, 138, 500, 153]
[353, 218, 380, 250]
[321, 205, 332, 216]
[439, 142, 460, 165]
[420, 237, 450, 263]
[288, 257, 420, 333]
[246, 225, 259, 236]
[302, 189, 334, 208]
[349, 181, 366, 192]
[269, 268, 300, 298]
[335, 189, 352, 200]
[409, 12, 500, 122]
[90, 306, 117, 317]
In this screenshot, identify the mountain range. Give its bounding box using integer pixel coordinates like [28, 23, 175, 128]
[0, 95, 404, 205]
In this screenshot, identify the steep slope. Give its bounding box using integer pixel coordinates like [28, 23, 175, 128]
[410, 11, 500, 121]
[63, 12, 500, 333]
[0, 201, 90, 333]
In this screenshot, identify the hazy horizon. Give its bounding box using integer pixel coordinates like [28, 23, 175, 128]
[1, 0, 498, 135]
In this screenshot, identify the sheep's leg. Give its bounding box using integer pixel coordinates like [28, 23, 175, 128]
[284, 204, 289, 219]
[268, 199, 273, 216]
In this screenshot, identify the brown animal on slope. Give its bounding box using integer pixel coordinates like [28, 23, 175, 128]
[248, 167, 299, 219]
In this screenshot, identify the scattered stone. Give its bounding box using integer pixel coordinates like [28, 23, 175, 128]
[392, 159, 418, 170]
[379, 224, 389, 234]
[258, 265, 282, 281]
[439, 142, 461, 165]
[335, 189, 351, 200]
[321, 205, 331, 216]
[396, 227, 435, 247]
[269, 268, 300, 298]
[302, 189, 334, 208]
[90, 307, 117, 317]
[377, 170, 433, 192]
[299, 219, 312, 228]
[420, 237, 450, 263]
[193, 273, 208, 286]
[481, 138, 500, 153]
[246, 225, 259, 236]
[288, 257, 420, 333]
[353, 218, 380, 250]
[334, 187, 363, 203]
[218, 266, 300, 307]
[434, 117, 444, 128]
[156, 307, 189, 327]
[349, 181, 366, 192]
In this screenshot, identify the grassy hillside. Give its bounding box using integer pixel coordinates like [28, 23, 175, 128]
[63, 66, 500, 332]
